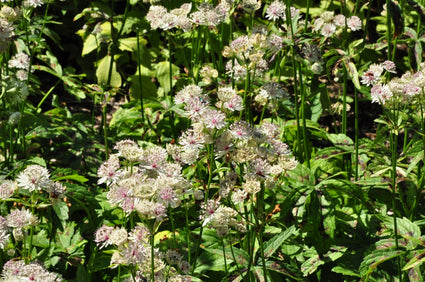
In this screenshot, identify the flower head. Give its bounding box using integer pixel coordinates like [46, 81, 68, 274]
[16, 165, 50, 192]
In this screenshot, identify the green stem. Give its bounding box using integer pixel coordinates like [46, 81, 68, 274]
[299, 63, 309, 167]
[136, 29, 145, 124]
[222, 238, 229, 282]
[354, 88, 359, 181]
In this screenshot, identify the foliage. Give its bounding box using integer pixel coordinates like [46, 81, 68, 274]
[1, 0, 425, 281]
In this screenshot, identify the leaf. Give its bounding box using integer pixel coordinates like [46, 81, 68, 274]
[263, 225, 296, 258]
[154, 61, 179, 96]
[402, 251, 425, 271]
[81, 34, 98, 57]
[55, 222, 87, 259]
[359, 249, 403, 280]
[96, 55, 122, 88]
[300, 255, 324, 276]
[54, 174, 88, 183]
[332, 266, 361, 277]
[310, 92, 322, 123]
[53, 201, 70, 227]
[345, 60, 361, 91]
[326, 133, 354, 151]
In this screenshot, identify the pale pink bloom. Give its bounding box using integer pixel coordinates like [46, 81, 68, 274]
[8, 52, 30, 70]
[223, 94, 243, 111]
[333, 14, 346, 27]
[202, 109, 227, 129]
[16, 165, 50, 192]
[371, 84, 392, 104]
[24, 0, 44, 8]
[321, 23, 336, 37]
[382, 60, 397, 73]
[94, 225, 114, 249]
[229, 120, 252, 140]
[347, 16, 362, 31]
[265, 1, 286, 21]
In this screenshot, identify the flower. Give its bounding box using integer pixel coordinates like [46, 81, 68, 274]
[371, 84, 392, 104]
[265, 1, 286, 21]
[347, 16, 362, 31]
[16, 165, 50, 192]
[6, 207, 39, 229]
[0, 180, 17, 199]
[94, 225, 114, 249]
[8, 52, 30, 70]
[24, 0, 44, 8]
[1, 259, 62, 281]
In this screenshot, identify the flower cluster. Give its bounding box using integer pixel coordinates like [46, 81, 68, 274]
[97, 140, 190, 220]
[1, 259, 62, 281]
[0, 5, 20, 52]
[15, 164, 67, 203]
[312, 11, 362, 37]
[146, 1, 234, 31]
[223, 33, 273, 81]
[360, 60, 400, 105]
[265, 0, 300, 23]
[200, 199, 246, 237]
[95, 224, 191, 281]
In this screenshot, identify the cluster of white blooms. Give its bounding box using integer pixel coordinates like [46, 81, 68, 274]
[312, 11, 362, 37]
[0, 5, 20, 52]
[1, 259, 62, 281]
[95, 224, 191, 281]
[0, 165, 66, 204]
[265, 0, 300, 23]
[146, 1, 234, 31]
[255, 82, 288, 105]
[360, 60, 401, 105]
[14, 164, 67, 202]
[97, 140, 191, 220]
[0, 207, 39, 248]
[223, 32, 279, 81]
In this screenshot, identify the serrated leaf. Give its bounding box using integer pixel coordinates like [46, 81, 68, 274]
[326, 133, 354, 151]
[359, 249, 403, 280]
[263, 225, 296, 258]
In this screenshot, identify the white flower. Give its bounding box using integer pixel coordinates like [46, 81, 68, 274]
[16, 165, 50, 192]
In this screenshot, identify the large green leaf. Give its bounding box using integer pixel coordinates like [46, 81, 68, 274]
[96, 55, 122, 88]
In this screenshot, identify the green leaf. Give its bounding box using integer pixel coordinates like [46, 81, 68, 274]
[96, 55, 122, 88]
[402, 251, 425, 271]
[154, 61, 179, 96]
[54, 174, 88, 183]
[332, 266, 361, 277]
[263, 225, 296, 258]
[359, 249, 403, 280]
[300, 255, 324, 276]
[53, 201, 69, 226]
[310, 92, 322, 123]
[82, 34, 98, 57]
[326, 133, 354, 151]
